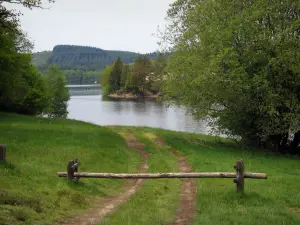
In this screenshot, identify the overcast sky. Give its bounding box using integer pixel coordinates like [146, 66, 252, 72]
[6, 0, 173, 53]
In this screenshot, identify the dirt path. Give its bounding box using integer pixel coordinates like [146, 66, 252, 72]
[156, 137, 197, 225]
[59, 135, 150, 225]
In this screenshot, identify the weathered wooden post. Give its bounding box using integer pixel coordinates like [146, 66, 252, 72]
[233, 160, 244, 193]
[0, 144, 6, 162]
[67, 159, 79, 181]
[73, 158, 79, 182]
[67, 160, 75, 181]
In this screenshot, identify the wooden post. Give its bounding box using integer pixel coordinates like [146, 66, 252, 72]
[0, 144, 6, 162]
[72, 158, 79, 182]
[233, 160, 244, 193]
[67, 160, 75, 181]
[67, 159, 80, 182]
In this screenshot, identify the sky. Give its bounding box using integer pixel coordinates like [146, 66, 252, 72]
[6, 0, 174, 53]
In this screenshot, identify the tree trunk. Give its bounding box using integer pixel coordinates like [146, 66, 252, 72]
[265, 134, 287, 153]
[290, 131, 300, 155]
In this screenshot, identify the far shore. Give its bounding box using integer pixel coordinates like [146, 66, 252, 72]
[107, 91, 161, 99]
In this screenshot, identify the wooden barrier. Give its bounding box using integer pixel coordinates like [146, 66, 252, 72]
[0, 144, 6, 162]
[58, 159, 267, 193]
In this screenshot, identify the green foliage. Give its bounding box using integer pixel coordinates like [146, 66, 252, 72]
[162, 0, 300, 153]
[14, 64, 49, 115]
[149, 54, 168, 93]
[63, 69, 100, 84]
[32, 46, 169, 85]
[121, 64, 130, 88]
[0, 8, 49, 115]
[44, 65, 70, 118]
[101, 55, 168, 96]
[109, 57, 123, 92]
[124, 66, 134, 90]
[101, 64, 113, 96]
[31, 51, 52, 67]
[132, 56, 152, 93]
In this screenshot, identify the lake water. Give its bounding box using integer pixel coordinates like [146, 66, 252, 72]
[67, 95, 211, 134]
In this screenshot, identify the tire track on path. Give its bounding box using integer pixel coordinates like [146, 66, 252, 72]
[59, 134, 150, 225]
[156, 137, 197, 225]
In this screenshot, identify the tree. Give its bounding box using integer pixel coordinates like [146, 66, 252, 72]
[0, 7, 48, 115]
[15, 64, 49, 115]
[45, 65, 70, 118]
[132, 56, 152, 93]
[162, 0, 300, 153]
[125, 65, 134, 90]
[150, 54, 168, 93]
[108, 57, 123, 92]
[1, 0, 55, 9]
[101, 64, 113, 95]
[120, 64, 130, 89]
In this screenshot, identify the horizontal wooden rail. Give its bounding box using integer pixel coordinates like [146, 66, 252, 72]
[58, 172, 267, 179]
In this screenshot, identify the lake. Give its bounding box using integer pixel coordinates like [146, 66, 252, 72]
[67, 95, 211, 134]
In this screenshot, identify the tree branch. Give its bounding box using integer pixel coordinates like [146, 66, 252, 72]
[0, 0, 54, 9]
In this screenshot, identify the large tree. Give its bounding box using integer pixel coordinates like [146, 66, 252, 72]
[132, 56, 152, 93]
[108, 57, 123, 92]
[162, 0, 300, 153]
[120, 64, 130, 89]
[101, 64, 113, 95]
[44, 65, 70, 118]
[0, 4, 49, 115]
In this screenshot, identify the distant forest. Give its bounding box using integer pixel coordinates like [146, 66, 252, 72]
[32, 45, 168, 85]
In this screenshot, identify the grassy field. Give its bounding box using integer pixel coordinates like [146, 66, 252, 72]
[154, 128, 300, 225]
[1, 114, 300, 225]
[0, 113, 142, 225]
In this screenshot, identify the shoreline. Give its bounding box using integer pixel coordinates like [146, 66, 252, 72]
[107, 92, 160, 99]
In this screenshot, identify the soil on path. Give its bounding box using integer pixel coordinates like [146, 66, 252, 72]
[58, 134, 150, 225]
[156, 137, 197, 225]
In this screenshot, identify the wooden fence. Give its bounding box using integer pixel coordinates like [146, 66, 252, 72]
[58, 159, 267, 193]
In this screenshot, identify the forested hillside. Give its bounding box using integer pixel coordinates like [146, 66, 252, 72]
[32, 45, 162, 84]
[31, 50, 52, 67]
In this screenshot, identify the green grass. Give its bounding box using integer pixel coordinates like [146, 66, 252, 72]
[2, 115, 300, 225]
[154, 128, 300, 225]
[0, 113, 141, 225]
[100, 128, 181, 225]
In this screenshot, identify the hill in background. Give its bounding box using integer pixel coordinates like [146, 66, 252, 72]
[32, 45, 160, 84]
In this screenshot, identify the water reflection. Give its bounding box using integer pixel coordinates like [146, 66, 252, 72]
[67, 95, 210, 134]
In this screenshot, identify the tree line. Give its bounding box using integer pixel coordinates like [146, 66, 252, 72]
[101, 54, 168, 96]
[161, 0, 300, 154]
[32, 45, 165, 85]
[39, 45, 160, 71]
[0, 0, 69, 117]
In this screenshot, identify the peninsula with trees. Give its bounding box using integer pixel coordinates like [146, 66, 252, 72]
[101, 54, 168, 99]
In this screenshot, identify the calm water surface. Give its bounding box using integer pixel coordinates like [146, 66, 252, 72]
[67, 95, 210, 134]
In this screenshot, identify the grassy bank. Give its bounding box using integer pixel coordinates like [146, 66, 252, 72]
[154, 128, 300, 225]
[1, 114, 300, 225]
[0, 113, 141, 225]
